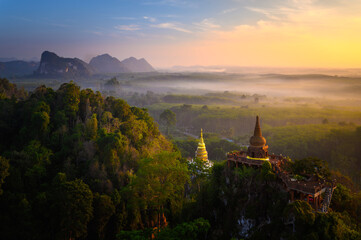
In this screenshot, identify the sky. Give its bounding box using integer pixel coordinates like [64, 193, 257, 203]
[1, 0, 361, 68]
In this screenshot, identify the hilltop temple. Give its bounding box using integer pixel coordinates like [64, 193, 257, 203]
[227, 116, 336, 213]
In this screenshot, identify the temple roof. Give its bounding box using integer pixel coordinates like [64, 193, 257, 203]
[250, 116, 267, 146]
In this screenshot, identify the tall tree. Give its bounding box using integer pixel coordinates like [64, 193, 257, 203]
[86, 114, 98, 140]
[89, 193, 115, 240]
[58, 82, 80, 126]
[159, 109, 176, 135]
[130, 151, 189, 229]
[52, 178, 93, 240]
[0, 156, 9, 195]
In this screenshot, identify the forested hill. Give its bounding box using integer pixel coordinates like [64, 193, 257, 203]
[0, 78, 191, 239]
[1, 78, 361, 240]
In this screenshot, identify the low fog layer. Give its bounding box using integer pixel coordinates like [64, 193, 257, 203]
[10, 71, 361, 109]
[161, 66, 361, 77]
[116, 73, 361, 100]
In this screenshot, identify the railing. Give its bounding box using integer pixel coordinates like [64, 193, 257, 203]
[228, 151, 331, 195]
[227, 153, 266, 166]
[321, 183, 336, 213]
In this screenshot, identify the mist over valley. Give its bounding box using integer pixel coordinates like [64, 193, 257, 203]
[2, 0, 361, 238]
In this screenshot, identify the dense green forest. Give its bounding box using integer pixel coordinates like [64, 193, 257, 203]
[264, 124, 361, 187]
[1, 78, 361, 239]
[0, 78, 194, 239]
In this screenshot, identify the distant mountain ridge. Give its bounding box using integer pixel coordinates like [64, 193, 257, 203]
[120, 57, 155, 72]
[0, 51, 156, 78]
[34, 51, 94, 78]
[0, 57, 18, 62]
[89, 54, 130, 73]
[89, 54, 155, 73]
[0, 61, 39, 77]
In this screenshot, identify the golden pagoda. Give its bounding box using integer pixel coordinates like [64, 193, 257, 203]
[195, 129, 208, 161]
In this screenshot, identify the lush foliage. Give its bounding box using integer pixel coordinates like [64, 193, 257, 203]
[149, 101, 361, 188]
[117, 217, 210, 240]
[159, 109, 176, 135]
[1, 77, 361, 239]
[105, 77, 120, 86]
[0, 77, 27, 99]
[0, 156, 9, 195]
[0, 79, 191, 240]
[287, 157, 331, 180]
[184, 163, 361, 239]
[265, 125, 361, 187]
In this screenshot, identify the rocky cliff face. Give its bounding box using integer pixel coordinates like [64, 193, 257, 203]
[34, 51, 94, 78]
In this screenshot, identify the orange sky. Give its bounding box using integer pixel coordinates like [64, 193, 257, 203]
[141, 2, 361, 68]
[2, 0, 361, 68]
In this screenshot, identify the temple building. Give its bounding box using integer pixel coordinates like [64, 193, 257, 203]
[227, 116, 336, 213]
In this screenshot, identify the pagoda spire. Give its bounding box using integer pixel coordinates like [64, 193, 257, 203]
[254, 115, 262, 137]
[195, 128, 208, 161]
[249, 116, 266, 147]
[247, 116, 269, 159]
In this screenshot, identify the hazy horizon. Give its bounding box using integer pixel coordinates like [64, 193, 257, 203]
[4, 51, 361, 76]
[2, 0, 361, 68]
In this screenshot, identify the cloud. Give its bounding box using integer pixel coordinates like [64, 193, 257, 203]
[144, 16, 156, 22]
[161, 14, 179, 18]
[194, 18, 220, 30]
[115, 24, 140, 31]
[246, 7, 283, 21]
[151, 22, 191, 33]
[188, 2, 361, 67]
[220, 8, 238, 14]
[140, 0, 361, 68]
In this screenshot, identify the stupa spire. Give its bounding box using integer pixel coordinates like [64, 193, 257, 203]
[247, 116, 269, 159]
[195, 128, 208, 161]
[254, 115, 262, 137]
[250, 116, 266, 147]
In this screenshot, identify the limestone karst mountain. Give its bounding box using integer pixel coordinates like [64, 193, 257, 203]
[0, 51, 156, 78]
[120, 56, 155, 72]
[34, 51, 95, 78]
[90, 54, 155, 73]
[89, 53, 130, 73]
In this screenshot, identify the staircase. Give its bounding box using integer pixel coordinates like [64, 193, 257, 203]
[321, 187, 334, 213]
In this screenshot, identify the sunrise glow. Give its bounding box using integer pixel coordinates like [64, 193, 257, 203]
[1, 0, 361, 68]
